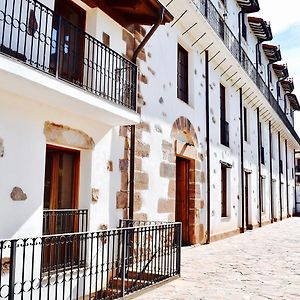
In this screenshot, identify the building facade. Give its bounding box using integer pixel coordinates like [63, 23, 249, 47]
[0, 0, 300, 298]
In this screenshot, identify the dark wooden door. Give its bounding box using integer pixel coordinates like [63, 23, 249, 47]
[50, 0, 86, 83]
[43, 145, 80, 272]
[245, 172, 249, 229]
[176, 157, 190, 246]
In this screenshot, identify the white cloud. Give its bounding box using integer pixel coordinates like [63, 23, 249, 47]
[253, 0, 300, 34]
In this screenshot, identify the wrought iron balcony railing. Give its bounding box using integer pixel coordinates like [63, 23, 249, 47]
[43, 209, 88, 235]
[0, 222, 181, 299]
[192, 0, 300, 144]
[0, 0, 137, 111]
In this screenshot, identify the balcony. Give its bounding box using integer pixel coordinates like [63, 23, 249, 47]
[221, 118, 229, 147]
[0, 0, 137, 114]
[0, 220, 181, 299]
[191, 0, 300, 145]
[43, 209, 88, 235]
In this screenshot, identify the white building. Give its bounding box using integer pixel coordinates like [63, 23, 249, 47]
[0, 0, 299, 299]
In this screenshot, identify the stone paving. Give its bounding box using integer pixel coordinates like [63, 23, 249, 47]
[134, 218, 300, 300]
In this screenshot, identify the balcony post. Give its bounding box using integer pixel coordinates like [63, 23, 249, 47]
[8, 240, 17, 300]
[55, 16, 62, 79]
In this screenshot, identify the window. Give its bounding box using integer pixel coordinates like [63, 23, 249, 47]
[177, 44, 188, 103]
[221, 164, 228, 217]
[241, 13, 247, 40]
[280, 160, 283, 174]
[244, 107, 248, 142]
[259, 122, 265, 165]
[296, 175, 300, 184]
[219, 18, 225, 40]
[269, 70, 273, 84]
[260, 176, 265, 213]
[220, 84, 229, 146]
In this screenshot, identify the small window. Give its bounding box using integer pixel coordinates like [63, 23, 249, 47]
[269, 70, 273, 84]
[280, 160, 283, 174]
[177, 44, 189, 103]
[244, 107, 248, 142]
[241, 14, 247, 40]
[296, 175, 300, 184]
[220, 84, 229, 147]
[221, 164, 228, 217]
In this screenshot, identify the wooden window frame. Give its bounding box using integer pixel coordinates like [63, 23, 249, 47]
[177, 44, 189, 103]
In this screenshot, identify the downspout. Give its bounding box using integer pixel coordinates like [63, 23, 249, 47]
[205, 50, 211, 244]
[257, 108, 262, 227]
[294, 150, 297, 216]
[129, 7, 165, 220]
[278, 132, 283, 221]
[285, 140, 290, 217]
[269, 121, 274, 223]
[240, 88, 245, 233]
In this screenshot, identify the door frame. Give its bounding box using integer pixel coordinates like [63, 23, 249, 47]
[175, 155, 192, 246]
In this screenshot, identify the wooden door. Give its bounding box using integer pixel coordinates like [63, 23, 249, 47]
[43, 145, 80, 234]
[245, 172, 249, 229]
[50, 0, 86, 83]
[176, 157, 190, 246]
[43, 145, 80, 272]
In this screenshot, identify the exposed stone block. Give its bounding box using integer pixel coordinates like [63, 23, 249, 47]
[92, 188, 99, 202]
[168, 179, 176, 198]
[135, 172, 149, 190]
[1, 257, 10, 275]
[160, 162, 176, 178]
[134, 192, 142, 211]
[121, 172, 129, 190]
[133, 212, 148, 221]
[136, 122, 150, 132]
[10, 187, 27, 201]
[157, 198, 175, 213]
[135, 141, 150, 158]
[44, 122, 94, 150]
[107, 161, 113, 172]
[119, 159, 129, 172]
[116, 191, 128, 209]
[135, 157, 142, 171]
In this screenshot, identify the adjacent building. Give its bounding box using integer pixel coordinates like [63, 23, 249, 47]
[0, 0, 299, 299]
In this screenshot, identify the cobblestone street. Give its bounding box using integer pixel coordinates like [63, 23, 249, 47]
[135, 218, 300, 300]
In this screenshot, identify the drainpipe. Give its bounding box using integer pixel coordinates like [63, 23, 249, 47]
[257, 108, 262, 227]
[278, 132, 283, 220]
[240, 88, 245, 233]
[269, 121, 274, 222]
[129, 7, 165, 220]
[205, 50, 211, 244]
[294, 150, 297, 216]
[285, 140, 290, 217]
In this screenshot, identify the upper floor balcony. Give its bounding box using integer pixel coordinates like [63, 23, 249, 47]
[188, 0, 300, 144]
[0, 0, 144, 125]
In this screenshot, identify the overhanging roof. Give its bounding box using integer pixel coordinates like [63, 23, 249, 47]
[273, 64, 289, 79]
[262, 44, 281, 63]
[248, 17, 272, 41]
[286, 94, 300, 111]
[236, 0, 260, 13]
[81, 0, 173, 26]
[281, 79, 294, 93]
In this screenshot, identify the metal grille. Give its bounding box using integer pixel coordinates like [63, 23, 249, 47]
[0, 222, 181, 299]
[0, 0, 137, 110]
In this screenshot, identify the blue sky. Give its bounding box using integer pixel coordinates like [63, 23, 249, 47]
[254, 0, 300, 134]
